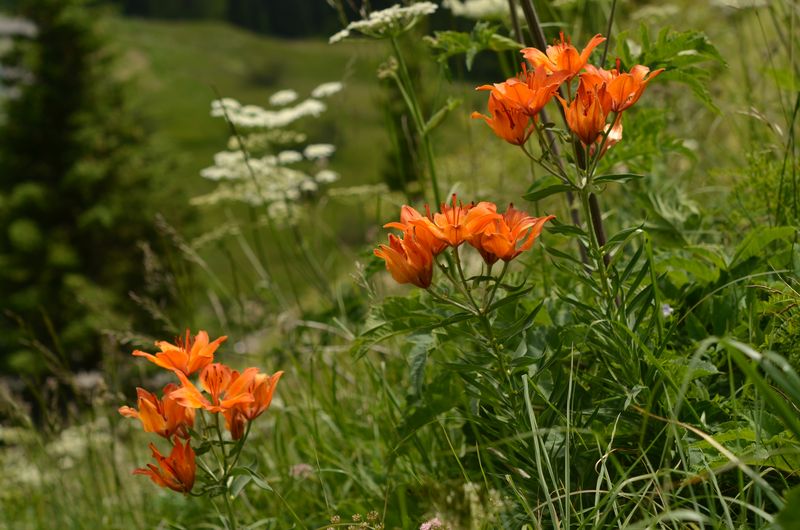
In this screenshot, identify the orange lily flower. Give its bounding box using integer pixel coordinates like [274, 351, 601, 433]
[582, 62, 664, 113]
[606, 64, 664, 112]
[414, 195, 500, 247]
[134, 437, 196, 493]
[476, 66, 565, 118]
[133, 329, 227, 376]
[469, 207, 554, 264]
[384, 205, 448, 256]
[374, 230, 435, 289]
[119, 383, 195, 439]
[471, 90, 534, 146]
[558, 81, 609, 146]
[522, 32, 605, 79]
[224, 370, 284, 440]
[170, 363, 256, 413]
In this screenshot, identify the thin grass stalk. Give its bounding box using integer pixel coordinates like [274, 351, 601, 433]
[775, 92, 800, 224]
[523, 376, 563, 528]
[599, 0, 617, 66]
[389, 36, 442, 205]
[211, 87, 308, 310]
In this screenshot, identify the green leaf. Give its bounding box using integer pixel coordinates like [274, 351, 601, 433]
[487, 286, 534, 313]
[776, 486, 800, 530]
[424, 21, 523, 71]
[230, 466, 273, 492]
[593, 173, 645, 184]
[616, 25, 726, 112]
[602, 226, 644, 262]
[229, 475, 251, 498]
[423, 97, 462, 136]
[408, 334, 435, 396]
[522, 184, 572, 202]
[729, 225, 796, 269]
[546, 223, 586, 238]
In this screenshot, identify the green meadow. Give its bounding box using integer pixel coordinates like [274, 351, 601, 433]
[1, 1, 799, 529]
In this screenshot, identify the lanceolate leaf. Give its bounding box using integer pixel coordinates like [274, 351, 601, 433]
[522, 184, 572, 202]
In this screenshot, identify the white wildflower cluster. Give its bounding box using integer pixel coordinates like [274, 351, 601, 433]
[200, 146, 336, 183]
[311, 81, 343, 98]
[228, 129, 307, 152]
[1, 417, 113, 492]
[199, 81, 354, 221]
[303, 143, 336, 160]
[329, 2, 438, 44]
[0, 15, 38, 38]
[269, 89, 299, 106]
[442, 0, 514, 19]
[211, 97, 326, 129]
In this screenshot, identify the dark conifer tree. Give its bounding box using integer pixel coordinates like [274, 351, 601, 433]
[0, 0, 160, 374]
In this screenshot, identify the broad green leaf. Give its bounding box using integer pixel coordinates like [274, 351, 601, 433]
[408, 333, 435, 396]
[593, 173, 645, 184]
[776, 486, 800, 530]
[729, 225, 795, 268]
[522, 184, 572, 202]
[423, 97, 461, 136]
[425, 21, 523, 71]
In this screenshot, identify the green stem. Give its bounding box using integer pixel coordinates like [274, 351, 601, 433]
[435, 259, 477, 310]
[452, 246, 481, 312]
[389, 36, 442, 205]
[579, 189, 612, 306]
[214, 413, 229, 472]
[222, 489, 238, 530]
[427, 286, 477, 314]
[213, 413, 239, 530]
[478, 311, 512, 388]
[483, 261, 509, 312]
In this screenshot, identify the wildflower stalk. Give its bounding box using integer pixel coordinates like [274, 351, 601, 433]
[222, 491, 238, 530]
[452, 246, 481, 311]
[389, 36, 443, 205]
[579, 188, 612, 305]
[599, 0, 618, 66]
[212, 88, 302, 310]
[483, 261, 509, 312]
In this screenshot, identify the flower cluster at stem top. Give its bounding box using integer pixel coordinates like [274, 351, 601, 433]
[119, 330, 283, 494]
[329, 2, 438, 43]
[472, 32, 663, 160]
[374, 194, 553, 289]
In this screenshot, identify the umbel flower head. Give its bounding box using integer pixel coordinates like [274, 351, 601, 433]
[134, 437, 196, 494]
[133, 330, 227, 376]
[329, 2, 438, 43]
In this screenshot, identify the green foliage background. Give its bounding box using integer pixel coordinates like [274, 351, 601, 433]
[0, 0, 798, 528]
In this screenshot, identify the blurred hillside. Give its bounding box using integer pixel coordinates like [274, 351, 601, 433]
[109, 17, 389, 209]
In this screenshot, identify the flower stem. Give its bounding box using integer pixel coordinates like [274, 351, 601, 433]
[213, 413, 238, 530]
[389, 36, 442, 205]
[483, 261, 509, 312]
[222, 488, 238, 530]
[579, 188, 612, 306]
